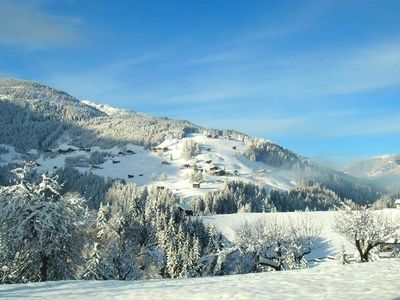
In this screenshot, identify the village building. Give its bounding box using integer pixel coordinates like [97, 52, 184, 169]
[192, 182, 201, 188]
[395, 199, 400, 209]
[177, 203, 194, 216]
[211, 169, 226, 176]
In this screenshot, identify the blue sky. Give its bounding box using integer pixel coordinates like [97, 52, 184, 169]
[1, 0, 400, 165]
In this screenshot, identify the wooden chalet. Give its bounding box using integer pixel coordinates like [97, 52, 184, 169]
[177, 203, 194, 216]
[396, 199, 400, 209]
[192, 182, 201, 188]
[91, 164, 103, 169]
[211, 169, 226, 176]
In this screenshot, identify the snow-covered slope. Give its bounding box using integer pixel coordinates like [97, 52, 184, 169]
[81, 100, 128, 116]
[1, 257, 399, 299]
[2, 133, 297, 199]
[345, 154, 400, 178]
[1, 210, 399, 299]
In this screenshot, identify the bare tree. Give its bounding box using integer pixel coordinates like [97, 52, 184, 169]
[334, 206, 400, 262]
[234, 217, 320, 271]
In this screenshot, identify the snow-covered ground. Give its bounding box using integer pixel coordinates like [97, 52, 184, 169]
[1, 260, 399, 299]
[0, 133, 297, 199]
[204, 210, 400, 260]
[1, 211, 399, 299]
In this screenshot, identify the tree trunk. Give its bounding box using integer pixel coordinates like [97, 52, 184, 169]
[355, 239, 366, 262]
[40, 255, 49, 282]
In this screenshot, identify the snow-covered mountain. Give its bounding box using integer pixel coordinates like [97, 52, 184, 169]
[344, 155, 400, 190]
[345, 154, 400, 178]
[0, 78, 385, 202]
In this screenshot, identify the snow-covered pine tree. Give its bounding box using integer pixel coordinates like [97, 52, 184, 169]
[0, 164, 87, 283]
[81, 242, 112, 280]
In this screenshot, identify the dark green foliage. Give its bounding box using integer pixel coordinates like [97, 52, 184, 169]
[55, 166, 114, 209]
[192, 181, 274, 215]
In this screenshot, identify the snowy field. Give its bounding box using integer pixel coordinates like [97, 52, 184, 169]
[1, 260, 399, 299]
[1, 210, 399, 299]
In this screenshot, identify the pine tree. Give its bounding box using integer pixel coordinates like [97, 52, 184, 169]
[81, 243, 112, 280]
[0, 165, 87, 283]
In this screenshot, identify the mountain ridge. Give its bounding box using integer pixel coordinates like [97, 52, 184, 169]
[0, 78, 387, 203]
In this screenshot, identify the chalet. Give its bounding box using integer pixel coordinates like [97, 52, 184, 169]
[157, 186, 165, 191]
[212, 169, 226, 176]
[192, 182, 201, 188]
[118, 151, 125, 156]
[205, 160, 212, 164]
[58, 147, 76, 154]
[139, 173, 144, 177]
[161, 161, 170, 165]
[91, 164, 103, 169]
[126, 150, 136, 154]
[128, 174, 134, 178]
[232, 146, 237, 150]
[26, 149, 38, 156]
[112, 160, 121, 164]
[177, 203, 194, 216]
[395, 199, 400, 209]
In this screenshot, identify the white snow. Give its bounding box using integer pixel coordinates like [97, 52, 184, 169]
[203, 210, 400, 260]
[8, 133, 297, 200]
[0, 144, 21, 166]
[1, 260, 399, 299]
[81, 100, 127, 116]
[0, 208, 399, 299]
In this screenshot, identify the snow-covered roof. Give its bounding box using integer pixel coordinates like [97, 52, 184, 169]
[177, 203, 193, 211]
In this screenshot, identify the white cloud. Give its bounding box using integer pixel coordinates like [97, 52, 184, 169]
[0, 1, 85, 49]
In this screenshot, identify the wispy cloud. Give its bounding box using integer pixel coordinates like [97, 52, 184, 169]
[0, 1, 85, 49]
[193, 110, 400, 139]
